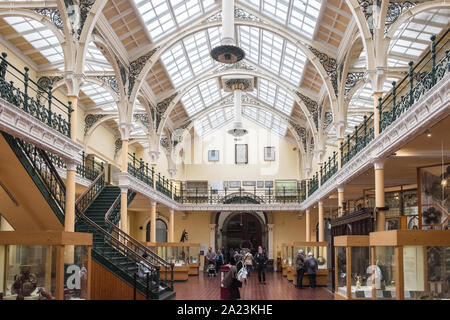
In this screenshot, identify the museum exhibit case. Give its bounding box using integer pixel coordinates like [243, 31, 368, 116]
[187, 243, 201, 276]
[286, 243, 294, 281]
[333, 236, 371, 299]
[370, 230, 450, 300]
[0, 231, 92, 300]
[281, 243, 290, 277]
[144, 242, 189, 281]
[290, 242, 329, 286]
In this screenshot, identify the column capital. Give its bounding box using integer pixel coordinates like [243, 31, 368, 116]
[169, 208, 174, 214]
[318, 200, 323, 206]
[306, 208, 310, 214]
[267, 223, 274, 231]
[151, 201, 157, 206]
[120, 187, 128, 194]
[373, 158, 386, 170]
[65, 158, 77, 171]
[337, 186, 344, 193]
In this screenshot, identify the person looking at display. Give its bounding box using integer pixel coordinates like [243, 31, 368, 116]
[216, 249, 224, 273]
[254, 246, 268, 284]
[295, 249, 306, 289]
[305, 252, 319, 288]
[205, 247, 217, 273]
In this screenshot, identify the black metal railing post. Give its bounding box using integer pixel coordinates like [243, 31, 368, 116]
[0, 52, 7, 79]
[23, 66, 29, 112]
[408, 61, 414, 106]
[431, 34, 437, 86]
[377, 97, 382, 133]
[146, 272, 150, 300]
[47, 85, 53, 127]
[392, 81, 397, 119]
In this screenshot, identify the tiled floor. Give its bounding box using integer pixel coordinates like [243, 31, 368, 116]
[172, 271, 335, 300]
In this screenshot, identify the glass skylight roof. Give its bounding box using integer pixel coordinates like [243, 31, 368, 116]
[134, 0, 217, 41]
[84, 42, 113, 72]
[242, 0, 322, 39]
[180, 79, 225, 117]
[237, 27, 306, 85]
[4, 17, 64, 66]
[257, 78, 294, 115]
[243, 106, 287, 136]
[194, 106, 234, 137]
[161, 28, 221, 87]
[388, 9, 449, 67]
[81, 82, 116, 111]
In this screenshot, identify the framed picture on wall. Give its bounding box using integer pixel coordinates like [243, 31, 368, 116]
[264, 146, 275, 161]
[228, 181, 241, 188]
[208, 150, 219, 162]
[265, 181, 274, 188]
[242, 181, 256, 187]
[257, 181, 264, 188]
[235, 144, 248, 164]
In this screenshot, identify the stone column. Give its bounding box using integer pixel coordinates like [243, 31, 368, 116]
[150, 201, 157, 242]
[338, 186, 345, 217]
[318, 200, 324, 242]
[374, 159, 386, 231]
[120, 187, 128, 234]
[267, 224, 274, 261]
[169, 209, 175, 242]
[305, 209, 311, 242]
[209, 224, 216, 252]
[121, 139, 128, 173]
[64, 159, 77, 264]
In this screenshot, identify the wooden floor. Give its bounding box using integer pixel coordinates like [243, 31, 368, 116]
[172, 271, 335, 300]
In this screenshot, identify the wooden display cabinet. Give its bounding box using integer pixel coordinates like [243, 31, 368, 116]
[0, 231, 92, 300]
[187, 243, 201, 276]
[143, 242, 189, 281]
[281, 243, 291, 277]
[369, 230, 450, 300]
[333, 236, 371, 299]
[291, 242, 329, 287]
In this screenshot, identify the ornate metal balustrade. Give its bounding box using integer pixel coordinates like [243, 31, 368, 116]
[305, 30, 449, 200]
[0, 52, 72, 137]
[308, 173, 319, 196]
[48, 151, 103, 181]
[321, 151, 338, 185]
[379, 30, 450, 133]
[2, 132, 66, 224]
[127, 153, 176, 199]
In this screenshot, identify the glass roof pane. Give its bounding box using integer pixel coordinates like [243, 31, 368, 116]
[180, 79, 224, 116]
[81, 82, 116, 111]
[388, 9, 449, 66]
[4, 16, 64, 66]
[161, 28, 220, 87]
[84, 42, 113, 72]
[257, 78, 294, 116]
[243, 106, 287, 136]
[289, 0, 322, 38]
[195, 106, 233, 136]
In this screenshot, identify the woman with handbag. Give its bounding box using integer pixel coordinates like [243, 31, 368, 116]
[222, 265, 242, 300]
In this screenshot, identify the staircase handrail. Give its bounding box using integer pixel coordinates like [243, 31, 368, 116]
[104, 194, 172, 268]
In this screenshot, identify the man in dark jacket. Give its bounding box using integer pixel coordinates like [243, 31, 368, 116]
[254, 246, 268, 284]
[305, 252, 319, 288]
[294, 249, 306, 289]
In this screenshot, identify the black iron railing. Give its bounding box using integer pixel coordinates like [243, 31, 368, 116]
[306, 30, 449, 199]
[379, 30, 450, 133]
[0, 52, 72, 137]
[48, 151, 103, 181]
[127, 152, 176, 199]
[321, 151, 338, 185]
[308, 172, 319, 196]
[2, 133, 66, 224]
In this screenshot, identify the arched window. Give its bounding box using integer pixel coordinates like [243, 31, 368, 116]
[146, 218, 168, 242]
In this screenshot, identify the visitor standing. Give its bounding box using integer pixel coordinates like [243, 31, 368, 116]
[222, 265, 242, 300]
[294, 249, 306, 289]
[305, 252, 319, 288]
[244, 251, 253, 277]
[216, 249, 224, 273]
[206, 247, 217, 272]
[254, 246, 268, 284]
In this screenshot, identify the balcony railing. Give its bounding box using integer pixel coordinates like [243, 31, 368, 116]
[321, 151, 338, 185]
[0, 52, 72, 137]
[47, 151, 103, 181]
[306, 30, 449, 199]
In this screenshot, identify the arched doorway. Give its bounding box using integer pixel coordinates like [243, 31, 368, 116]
[220, 212, 266, 253]
[146, 218, 168, 242]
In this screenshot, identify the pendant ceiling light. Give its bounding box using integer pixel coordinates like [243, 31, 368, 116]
[227, 80, 249, 137]
[210, 0, 245, 64]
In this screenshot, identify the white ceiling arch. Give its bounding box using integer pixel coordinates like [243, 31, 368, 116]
[127, 16, 339, 120]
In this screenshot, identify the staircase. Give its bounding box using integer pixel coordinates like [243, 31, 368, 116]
[1, 131, 175, 300]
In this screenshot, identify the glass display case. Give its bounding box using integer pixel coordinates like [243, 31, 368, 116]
[0, 231, 92, 300]
[291, 242, 329, 286]
[334, 236, 371, 299]
[144, 242, 189, 281]
[370, 230, 450, 300]
[187, 243, 200, 276]
[281, 243, 290, 277]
